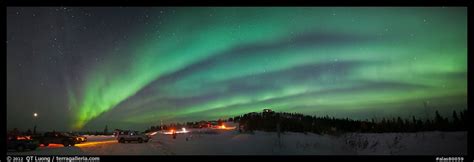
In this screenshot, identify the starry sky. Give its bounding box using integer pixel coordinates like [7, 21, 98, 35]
[7, 7, 467, 131]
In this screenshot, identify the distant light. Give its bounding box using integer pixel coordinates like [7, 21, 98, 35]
[33, 113, 38, 117]
[182, 128, 186, 132]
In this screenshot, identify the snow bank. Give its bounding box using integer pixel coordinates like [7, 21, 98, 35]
[7, 131, 466, 155]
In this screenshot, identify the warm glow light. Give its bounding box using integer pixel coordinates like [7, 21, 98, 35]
[161, 128, 189, 134]
[33, 113, 38, 117]
[75, 140, 116, 147]
[43, 144, 63, 148]
[211, 125, 236, 130]
[40, 140, 117, 148]
[16, 136, 31, 140]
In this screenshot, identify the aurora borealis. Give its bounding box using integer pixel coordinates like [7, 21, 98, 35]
[7, 7, 467, 131]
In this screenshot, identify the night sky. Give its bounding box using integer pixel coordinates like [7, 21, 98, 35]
[7, 7, 467, 131]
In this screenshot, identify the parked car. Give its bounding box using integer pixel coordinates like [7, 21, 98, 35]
[37, 132, 78, 147]
[69, 133, 87, 143]
[116, 130, 150, 143]
[7, 135, 39, 151]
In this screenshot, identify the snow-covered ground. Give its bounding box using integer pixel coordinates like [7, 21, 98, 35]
[7, 124, 467, 155]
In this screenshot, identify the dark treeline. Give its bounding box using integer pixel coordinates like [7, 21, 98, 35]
[233, 109, 468, 134]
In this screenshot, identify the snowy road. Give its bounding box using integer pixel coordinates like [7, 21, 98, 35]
[7, 130, 467, 155]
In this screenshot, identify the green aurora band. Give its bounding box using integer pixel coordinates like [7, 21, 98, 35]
[69, 7, 466, 129]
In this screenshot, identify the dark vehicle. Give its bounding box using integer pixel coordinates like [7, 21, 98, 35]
[38, 132, 78, 147]
[116, 130, 150, 143]
[69, 133, 87, 143]
[7, 135, 39, 151]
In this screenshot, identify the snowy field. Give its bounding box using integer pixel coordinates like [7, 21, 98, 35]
[7, 125, 467, 155]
